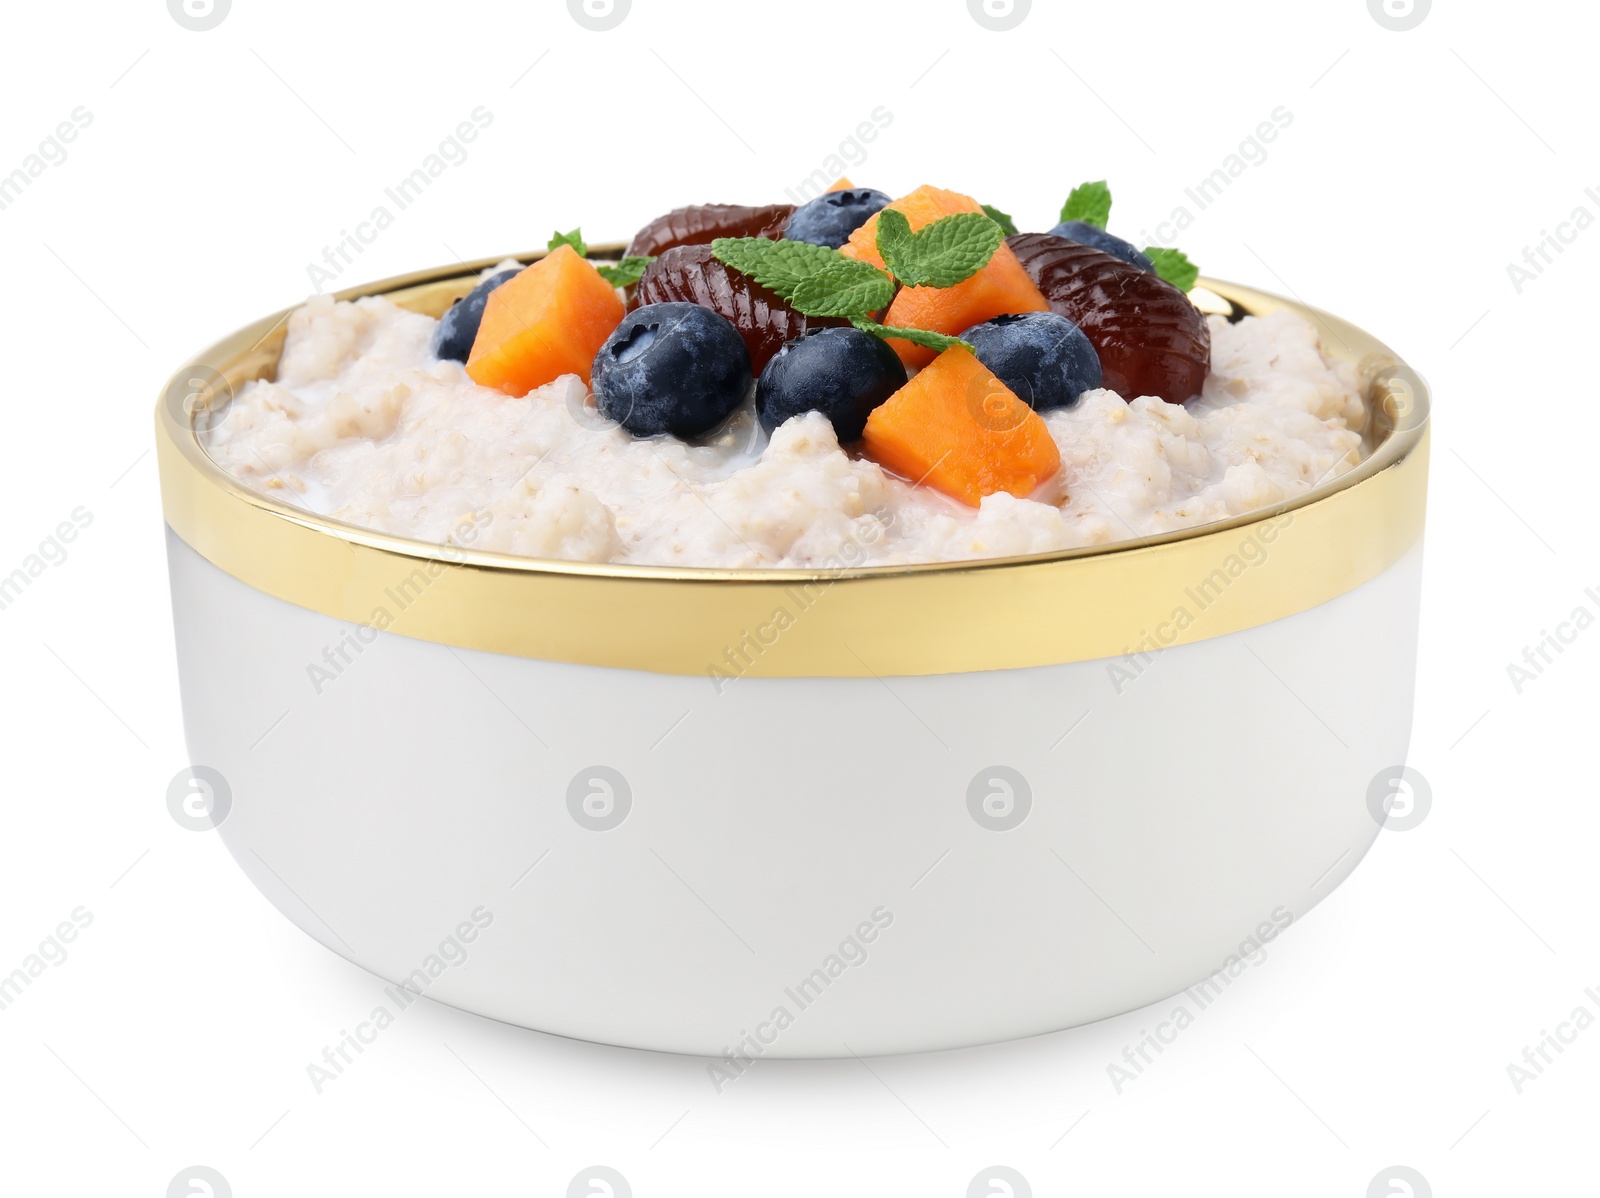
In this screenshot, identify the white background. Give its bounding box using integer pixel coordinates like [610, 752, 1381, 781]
[0, 0, 1594, 1194]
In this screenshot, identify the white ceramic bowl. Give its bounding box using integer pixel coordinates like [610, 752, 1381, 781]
[157, 255, 1429, 1058]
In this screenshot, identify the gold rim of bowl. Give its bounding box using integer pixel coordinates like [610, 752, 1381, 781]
[156, 245, 1430, 679]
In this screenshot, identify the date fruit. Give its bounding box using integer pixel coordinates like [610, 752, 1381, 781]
[625, 203, 795, 259]
[633, 244, 843, 372]
[1006, 233, 1210, 404]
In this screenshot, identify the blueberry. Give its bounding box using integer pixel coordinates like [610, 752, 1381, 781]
[1046, 220, 1155, 273]
[592, 302, 752, 437]
[783, 188, 893, 249]
[959, 311, 1102, 411]
[756, 326, 907, 441]
[431, 267, 521, 362]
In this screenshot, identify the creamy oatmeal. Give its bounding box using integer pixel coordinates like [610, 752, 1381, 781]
[202, 266, 1365, 568]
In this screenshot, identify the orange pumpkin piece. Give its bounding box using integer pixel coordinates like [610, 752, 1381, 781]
[827, 175, 855, 191]
[881, 257, 1050, 369]
[861, 346, 1061, 507]
[841, 184, 1049, 368]
[841, 184, 982, 268]
[466, 244, 625, 396]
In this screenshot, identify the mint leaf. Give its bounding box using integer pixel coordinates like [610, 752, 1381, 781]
[711, 236, 845, 293]
[850, 316, 973, 355]
[1144, 247, 1199, 292]
[708, 236, 778, 280]
[874, 208, 916, 274]
[548, 228, 587, 256]
[788, 261, 895, 317]
[906, 213, 1003, 287]
[876, 211, 1003, 289]
[1060, 181, 1111, 230]
[711, 237, 893, 318]
[981, 203, 1018, 237]
[596, 256, 654, 288]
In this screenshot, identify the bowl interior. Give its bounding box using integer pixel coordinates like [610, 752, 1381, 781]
[162, 244, 1429, 582]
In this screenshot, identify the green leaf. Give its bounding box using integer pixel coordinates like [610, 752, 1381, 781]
[1144, 247, 1200, 292]
[711, 237, 894, 318]
[906, 213, 1003, 287]
[711, 236, 845, 294]
[874, 208, 916, 275]
[548, 227, 588, 256]
[876, 211, 1003, 289]
[1060, 181, 1112, 230]
[788, 261, 896, 317]
[595, 256, 654, 288]
[850, 316, 973, 355]
[981, 203, 1018, 237]
[708, 236, 776, 280]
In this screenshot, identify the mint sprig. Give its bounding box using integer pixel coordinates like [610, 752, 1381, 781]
[712, 237, 895, 316]
[1060, 180, 1112, 229]
[981, 203, 1018, 238]
[712, 237, 858, 294]
[850, 317, 972, 355]
[548, 228, 588, 256]
[1143, 247, 1200, 292]
[596, 256, 654, 288]
[875, 209, 1003, 289]
[547, 227, 652, 287]
[710, 234, 986, 357]
[790, 264, 896, 317]
[1055, 184, 1202, 292]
